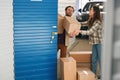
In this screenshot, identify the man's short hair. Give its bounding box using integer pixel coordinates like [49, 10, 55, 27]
[65, 6, 74, 12]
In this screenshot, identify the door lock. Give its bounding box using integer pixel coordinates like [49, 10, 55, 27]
[50, 32, 58, 44]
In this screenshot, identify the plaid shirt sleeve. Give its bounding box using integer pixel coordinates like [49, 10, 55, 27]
[81, 20, 102, 35]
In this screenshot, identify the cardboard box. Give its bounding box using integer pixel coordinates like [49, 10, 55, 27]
[58, 14, 64, 34]
[77, 67, 90, 71]
[63, 16, 81, 46]
[69, 51, 92, 63]
[77, 68, 95, 80]
[57, 59, 61, 79]
[77, 62, 91, 69]
[63, 16, 81, 34]
[60, 57, 76, 80]
[65, 33, 70, 46]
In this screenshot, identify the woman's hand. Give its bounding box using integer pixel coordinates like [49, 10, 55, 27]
[69, 32, 75, 38]
[69, 29, 81, 37]
[74, 29, 81, 36]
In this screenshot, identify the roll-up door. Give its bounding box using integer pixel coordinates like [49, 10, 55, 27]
[13, 0, 58, 80]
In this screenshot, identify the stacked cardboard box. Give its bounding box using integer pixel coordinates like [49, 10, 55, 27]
[77, 68, 95, 80]
[63, 16, 81, 34]
[58, 14, 64, 34]
[57, 59, 60, 80]
[60, 57, 76, 80]
[69, 51, 92, 71]
[63, 16, 81, 46]
[77, 62, 91, 69]
[69, 51, 92, 63]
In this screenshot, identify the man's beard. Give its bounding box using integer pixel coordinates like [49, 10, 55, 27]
[66, 14, 72, 17]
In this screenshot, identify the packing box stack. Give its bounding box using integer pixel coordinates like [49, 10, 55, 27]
[60, 57, 76, 80]
[77, 62, 91, 69]
[58, 14, 64, 34]
[77, 68, 95, 80]
[63, 16, 81, 46]
[63, 16, 81, 34]
[69, 51, 92, 63]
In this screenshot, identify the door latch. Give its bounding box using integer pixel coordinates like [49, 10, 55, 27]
[50, 32, 58, 44]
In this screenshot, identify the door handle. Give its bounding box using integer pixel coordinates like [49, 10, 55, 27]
[50, 32, 58, 44]
[52, 32, 58, 35]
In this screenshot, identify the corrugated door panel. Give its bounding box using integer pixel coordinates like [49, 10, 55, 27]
[13, 0, 58, 80]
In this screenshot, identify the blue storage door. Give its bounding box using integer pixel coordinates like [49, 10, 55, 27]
[13, 0, 58, 80]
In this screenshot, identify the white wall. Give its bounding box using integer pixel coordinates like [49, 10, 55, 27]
[78, 0, 89, 9]
[93, 0, 106, 1]
[0, 0, 14, 80]
[58, 0, 77, 16]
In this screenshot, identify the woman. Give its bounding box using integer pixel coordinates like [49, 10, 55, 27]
[75, 5, 103, 77]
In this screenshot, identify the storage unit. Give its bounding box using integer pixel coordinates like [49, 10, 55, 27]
[13, 0, 58, 80]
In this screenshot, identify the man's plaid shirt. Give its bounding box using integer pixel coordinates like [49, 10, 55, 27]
[81, 20, 103, 45]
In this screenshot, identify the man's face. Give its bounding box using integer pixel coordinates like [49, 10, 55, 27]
[65, 7, 74, 17]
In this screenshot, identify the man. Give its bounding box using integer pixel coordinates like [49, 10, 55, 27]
[58, 6, 74, 58]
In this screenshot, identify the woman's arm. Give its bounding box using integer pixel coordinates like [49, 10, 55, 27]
[80, 21, 88, 26]
[81, 20, 101, 35]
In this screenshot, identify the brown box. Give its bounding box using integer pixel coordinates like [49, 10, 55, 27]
[65, 33, 70, 46]
[63, 16, 81, 34]
[60, 57, 76, 80]
[58, 14, 64, 34]
[69, 51, 92, 63]
[77, 68, 95, 80]
[63, 16, 81, 46]
[77, 62, 91, 69]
